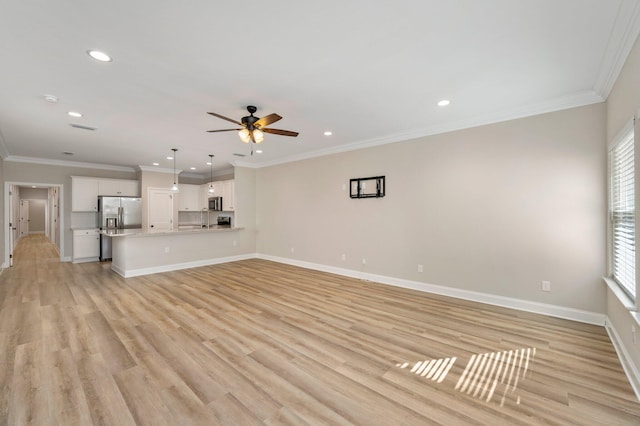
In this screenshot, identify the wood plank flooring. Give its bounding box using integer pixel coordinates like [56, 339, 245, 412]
[1, 234, 639, 425]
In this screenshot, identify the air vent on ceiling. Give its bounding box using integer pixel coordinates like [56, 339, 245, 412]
[233, 153, 246, 157]
[69, 123, 97, 131]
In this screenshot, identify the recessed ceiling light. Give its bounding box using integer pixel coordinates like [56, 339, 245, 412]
[437, 99, 451, 107]
[166, 156, 173, 160]
[44, 94, 58, 103]
[87, 50, 112, 62]
[190, 167, 196, 170]
[206, 162, 212, 166]
[152, 162, 159, 166]
[67, 111, 83, 118]
[31, 186, 37, 188]
[324, 131, 333, 136]
[255, 150, 263, 154]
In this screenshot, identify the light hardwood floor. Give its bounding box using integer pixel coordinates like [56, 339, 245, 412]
[1, 235, 639, 425]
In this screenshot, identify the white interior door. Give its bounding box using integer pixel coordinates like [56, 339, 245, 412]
[148, 188, 174, 232]
[19, 199, 29, 237]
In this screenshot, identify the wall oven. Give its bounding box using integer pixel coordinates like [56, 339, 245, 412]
[208, 196, 223, 211]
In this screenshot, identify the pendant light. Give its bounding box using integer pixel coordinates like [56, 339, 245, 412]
[207, 154, 215, 194]
[170, 148, 179, 192]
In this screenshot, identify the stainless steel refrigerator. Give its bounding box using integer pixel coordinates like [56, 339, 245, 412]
[98, 196, 142, 261]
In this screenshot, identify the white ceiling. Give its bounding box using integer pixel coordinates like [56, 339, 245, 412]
[1, 0, 639, 177]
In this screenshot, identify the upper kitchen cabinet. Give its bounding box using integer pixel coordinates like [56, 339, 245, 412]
[71, 176, 99, 212]
[72, 176, 140, 212]
[177, 184, 201, 211]
[98, 179, 140, 196]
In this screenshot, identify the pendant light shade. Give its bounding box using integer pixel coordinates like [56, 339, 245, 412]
[208, 154, 215, 194]
[171, 148, 179, 192]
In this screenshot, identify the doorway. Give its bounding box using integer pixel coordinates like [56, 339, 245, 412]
[4, 182, 65, 268]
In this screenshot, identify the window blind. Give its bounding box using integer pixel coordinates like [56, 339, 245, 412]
[610, 130, 635, 298]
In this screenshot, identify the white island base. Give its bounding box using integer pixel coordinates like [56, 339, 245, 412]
[107, 227, 251, 278]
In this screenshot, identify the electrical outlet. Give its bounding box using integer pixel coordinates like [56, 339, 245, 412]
[362, 258, 367, 265]
[541, 280, 551, 292]
[341, 253, 346, 261]
[291, 247, 295, 253]
[164, 246, 170, 253]
[418, 264, 424, 273]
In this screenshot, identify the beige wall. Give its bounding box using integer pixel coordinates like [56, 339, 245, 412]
[256, 103, 607, 314]
[605, 34, 640, 381]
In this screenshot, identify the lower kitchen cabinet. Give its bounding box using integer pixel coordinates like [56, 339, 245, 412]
[73, 229, 100, 262]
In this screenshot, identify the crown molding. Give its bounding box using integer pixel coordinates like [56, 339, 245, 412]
[137, 165, 178, 174]
[4, 155, 137, 172]
[593, 0, 640, 99]
[249, 90, 604, 169]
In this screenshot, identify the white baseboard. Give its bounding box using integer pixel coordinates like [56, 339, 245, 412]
[111, 253, 257, 278]
[605, 317, 640, 401]
[256, 254, 606, 326]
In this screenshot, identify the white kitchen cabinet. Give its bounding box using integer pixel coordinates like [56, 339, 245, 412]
[73, 229, 100, 262]
[98, 179, 139, 196]
[222, 180, 235, 211]
[74, 177, 140, 212]
[177, 184, 200, 211]
[71, 177, 99, 212]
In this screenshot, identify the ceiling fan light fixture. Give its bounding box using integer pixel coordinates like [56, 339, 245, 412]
[238, 129, 250, 143]
[253, 129, 264, 143]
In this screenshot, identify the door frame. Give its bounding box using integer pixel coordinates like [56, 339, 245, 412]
[3, 181, 66, 267]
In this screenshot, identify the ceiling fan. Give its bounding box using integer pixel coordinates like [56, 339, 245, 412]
[207, 105, 299, 146]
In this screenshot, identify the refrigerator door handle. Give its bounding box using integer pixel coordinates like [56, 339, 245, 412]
[117, 207, 124, 229]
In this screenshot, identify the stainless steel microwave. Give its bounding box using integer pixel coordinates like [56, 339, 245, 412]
[208, 196, 222, 211]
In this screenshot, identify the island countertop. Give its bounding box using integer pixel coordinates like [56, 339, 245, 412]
[101, 226, 241, 238]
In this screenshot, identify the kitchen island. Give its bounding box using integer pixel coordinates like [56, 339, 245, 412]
[103, 226, 249, 277]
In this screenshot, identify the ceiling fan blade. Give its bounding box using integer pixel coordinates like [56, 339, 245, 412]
[207, 112, 243, 126]
[206, 128, 241, 133]
[254, 113, 282, 128]
[263, 128, 299, 137]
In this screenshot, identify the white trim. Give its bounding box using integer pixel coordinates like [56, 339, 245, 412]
[608, 116, 635, 150]
[605, 316, 640, 401]
[593, 0, 640, 99]
[235, 91, 604, 170]
[604, 276, 636, 310]
[111, 253, 256, 278]
[137, 165, 175, 174]
[5, 155, 136, 172]
[256, 254, 606, 326]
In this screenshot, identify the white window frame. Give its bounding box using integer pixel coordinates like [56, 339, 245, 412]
[609, 118, 636, 301]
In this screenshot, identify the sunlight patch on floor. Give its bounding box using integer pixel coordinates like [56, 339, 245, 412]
[397, 347, 536, 406]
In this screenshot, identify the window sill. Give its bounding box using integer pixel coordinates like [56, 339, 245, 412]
[603, 276, 637, 311]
